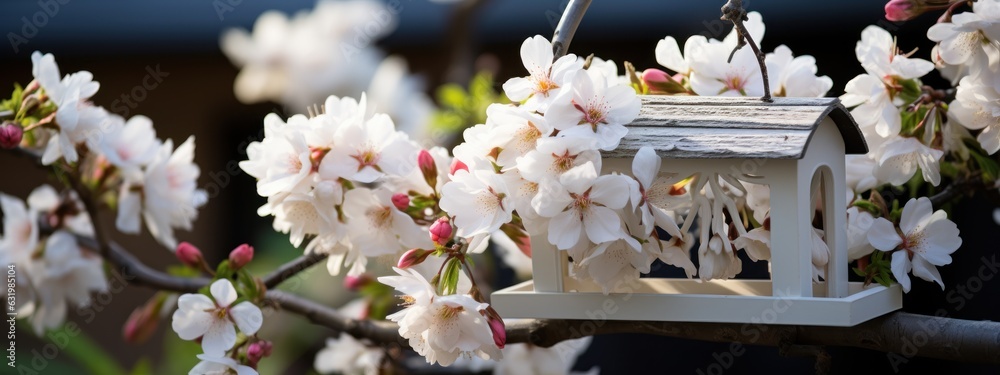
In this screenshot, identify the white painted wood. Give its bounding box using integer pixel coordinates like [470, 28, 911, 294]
[529, 233, 565, 293]
[807, 119, 850, 298]
[762, 160, 814, 297]
[491, 279, 902, 327]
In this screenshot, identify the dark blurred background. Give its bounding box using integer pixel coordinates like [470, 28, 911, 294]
[0, 0, 997, 374]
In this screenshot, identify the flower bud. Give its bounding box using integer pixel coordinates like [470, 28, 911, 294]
[229, 244, 254, 270]
[343, 274, 372, 291]
[418, 149, 439, 188]
[429, 217, 453, 245]
[123, 293, 168, 344]
[884, 0, 917, 21]
[397, 248, 431, 269]
[641, 68, 686, 94]
[0, 123, 23, 149]
[484, 307, 506, 349]
[176, 242, 205, 269]
[123, 304, 158, 344]
[246, 340, 273, 366]
[449, 159, 468, 175]
[391, 193, 410, 211]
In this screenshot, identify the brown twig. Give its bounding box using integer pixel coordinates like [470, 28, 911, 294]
[262, 252, 329, 289]
[721, 0, 772, 101]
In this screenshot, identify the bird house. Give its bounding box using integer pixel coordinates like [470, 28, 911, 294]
[492, 96, 902, 327]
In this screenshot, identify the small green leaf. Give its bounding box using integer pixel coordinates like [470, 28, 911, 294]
[439, 257, 461, 296]
[166, 265, 200, 278]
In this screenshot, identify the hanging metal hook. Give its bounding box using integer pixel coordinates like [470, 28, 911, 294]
[551, 0, 593, 60]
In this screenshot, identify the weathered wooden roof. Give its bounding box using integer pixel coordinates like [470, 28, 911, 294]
[604, 96, 869, 159]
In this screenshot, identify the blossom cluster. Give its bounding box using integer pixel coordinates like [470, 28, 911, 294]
[220, 0, 434, 138]
[0, 51, 209, 337]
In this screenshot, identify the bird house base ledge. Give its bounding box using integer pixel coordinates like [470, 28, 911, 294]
[491, 279, 902, 327]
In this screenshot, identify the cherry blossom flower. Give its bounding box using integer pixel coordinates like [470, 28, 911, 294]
[844, 26, 935, 137]
[516, 137, 602, 184]
[239, 113, 313, 198]
[571, 207, 657, 294]
[950, 76, 1000, 154]
[439, 169, 513, 237]
[171, 279, 263, 356]
[496, 334, 594, 375]
[265, 179, 345, 248]
[97, 115, 161, 179]
[314, 299, 384, 375]
[687, 12, 767, 97]
[545, 70, 641, 151]
[451, 123, 511, 171]
[734, 226, 770, 262]
[873, 136, 944, 186]
[927, 1, 1000, 74]
[31, 52, 109, 165]
[765, 45, 833, 97]
[190, 354, 258, 375]
[846, 155, 880, 196]
[655, 35, 708, 78]
[28, 230, 107, 334]
[384, 146, 452, 196]
[118, 137, 208, 248]
[0, 193, 38, 266]
[502, 35, 583, 111]
[867, 197, 962, 292]
[531, 162, 630, 250]
[319, 113, 419, 183]
[630, 146, 683, 237]
[379, 267, 502, 366]
[342, 188, 433, 257]
[486, 104, 552, 169]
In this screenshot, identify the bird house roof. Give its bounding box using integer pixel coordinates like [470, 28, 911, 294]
[603, 96, 868, 159]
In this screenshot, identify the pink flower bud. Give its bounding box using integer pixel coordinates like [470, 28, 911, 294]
[641, 68, 686, 94]
[450, 159, 468, 175]
[391, 193, 410, 211]
[885, 0, 917, 21]
[176, 242, 205, 269]
[486, 312, 506, 349]
[229, 244, 254, 269]
[418, 150, 439, 187]
[343, 274, 372, 291]
[0, 123, 23, 149]
[122, 304, 158, 344]
[247, 340, 273, 366]
[429, 217, 453, 245]
[397, 248, 431, 269]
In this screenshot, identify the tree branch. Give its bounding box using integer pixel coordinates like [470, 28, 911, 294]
[262, 252, 328, 289]
[930, 175, 986, 209]
[551, 0, 592, 59]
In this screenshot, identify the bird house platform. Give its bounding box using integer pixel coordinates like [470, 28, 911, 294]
[492, 96, 902, 327]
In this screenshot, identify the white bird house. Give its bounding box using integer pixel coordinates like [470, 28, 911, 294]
[492, 96, 902, 327]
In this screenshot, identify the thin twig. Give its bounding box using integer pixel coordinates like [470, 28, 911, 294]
[930, 175, 986, 209]
[551, 0, 592, 59]
[262, 252, 328, 289]
[721, 0, 772, 101]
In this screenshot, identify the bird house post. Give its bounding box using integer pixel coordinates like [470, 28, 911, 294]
[492, 95, 903, 327]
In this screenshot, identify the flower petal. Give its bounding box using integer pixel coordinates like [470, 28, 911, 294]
[210, 279, 238, 307]
[911, 255, 945, 290]
[891, 250, 912, 293]
[229, 301, 263, 335]
[201, 320, 237, 357]
[867, 218, 903, 251]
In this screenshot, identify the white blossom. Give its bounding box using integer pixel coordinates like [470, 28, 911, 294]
[949, 76, 1000, 154]
[0, 193, 38, 266]
[516, 137, 602, 184]
[439, 169, 513, 237]
[342, 188, 433, 257]
[765, 45, 833, 97]
[496, 333, 593, 375]
[847, 207, 876, 261]
[239, 113, 313, 198]
[379, 267, 502, 366]
[190, 354, 258, 375]
[171, 279, 263, 356]
[545, 69, 641, 151]
[486, 104, 552, 169]
[927, 1, 1000, 75]
[98, 115, 161, 179]
[319, 113, 418, 183]
[28, 230, 107, 334]
[31, 51, 107, 165]
[532, 162, 630, 250]
[118, 137, 208, 248]
[867, 197, 962, 292]
[873, 136, 944, 186]
[687, 12, 767, 97]
[630, 146, 683, 237]
[655, 34, 706, 77]
[502, 35, 583, 111]
[571, 207, 656, 294]
[846, 155, 880, 196]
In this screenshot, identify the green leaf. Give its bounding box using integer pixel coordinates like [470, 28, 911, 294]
[971, 150, 1000, 183]
[166, 265, 200, 278]
[852, 200, 881, 217]
[897, 78, 922, 105]
[852, 266, 867, 277]
[130, 358, 154, 375]
[439, 257, 461, 296]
